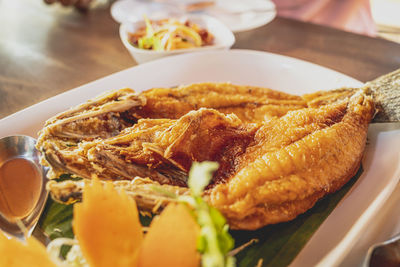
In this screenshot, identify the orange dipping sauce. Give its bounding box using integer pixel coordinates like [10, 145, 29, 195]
[0, 158, 42, 221]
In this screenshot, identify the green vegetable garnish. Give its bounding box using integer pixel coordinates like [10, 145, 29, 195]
[137, 15, 164, 51]
[184, 161, 236, 267]
[153, 161, 236, 266]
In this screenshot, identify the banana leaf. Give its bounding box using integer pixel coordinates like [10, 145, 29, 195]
[38, 166, 362, 266]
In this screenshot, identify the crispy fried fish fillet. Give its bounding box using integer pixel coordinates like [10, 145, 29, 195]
[37, 83, 305, 182]
[44, 89, 374, 230]
[38, 75, 392, 229]
[136, 83, 307, 122]
[38, 88, 145, 140]
[209, 90, 374, 229]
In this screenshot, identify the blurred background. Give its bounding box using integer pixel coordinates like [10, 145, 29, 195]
[370, 0, 400, 43]
[275, 0, 400, 42]
[38, 0, 400, 42]
[1, 0, 400, 118]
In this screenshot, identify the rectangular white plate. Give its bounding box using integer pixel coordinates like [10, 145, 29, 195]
[1, 50, 399, 266]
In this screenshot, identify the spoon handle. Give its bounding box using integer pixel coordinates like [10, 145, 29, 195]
[364, 231, 400, 267]
[32, 226, 51, 246]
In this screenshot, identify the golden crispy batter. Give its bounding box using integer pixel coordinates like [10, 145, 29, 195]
[37, 83, 375, 230]
[38, 88, 144, 140]
[136, 82, 307, 122]
[208, 91, 374, 229]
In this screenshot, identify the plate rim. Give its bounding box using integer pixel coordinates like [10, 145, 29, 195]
[0, 49, 363, 125]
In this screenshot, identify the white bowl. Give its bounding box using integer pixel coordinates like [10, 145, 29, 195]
[119, 14, 235, 64]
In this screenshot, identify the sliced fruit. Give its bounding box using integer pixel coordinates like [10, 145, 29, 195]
[138, 203, 200, 267]
[73, 179, 143, 267]
[0, 231, 55, 267]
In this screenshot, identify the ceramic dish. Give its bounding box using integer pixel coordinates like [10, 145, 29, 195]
[111, 0, 277, 32]
[119, 14, 235, 63]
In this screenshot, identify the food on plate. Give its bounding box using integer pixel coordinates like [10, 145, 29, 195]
[0, 157, 42, 221]
[73, 179, 143, 267]
[0, 231, 56, 267]
[128, 17, 214, 51]
[1, 163, 235, 267]
[37, 69, 400, 230]
[138, 203, 200, 267]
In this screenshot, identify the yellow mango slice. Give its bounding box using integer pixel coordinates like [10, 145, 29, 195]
[73, 179, 143, 267]
[0, 231, 56, 267]
[138, 203, 200, 267]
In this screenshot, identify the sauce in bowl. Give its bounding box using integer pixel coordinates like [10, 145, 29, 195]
[0, 157, 42, 221]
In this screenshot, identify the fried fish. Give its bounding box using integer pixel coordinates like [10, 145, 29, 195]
[37, 69, 400, 230]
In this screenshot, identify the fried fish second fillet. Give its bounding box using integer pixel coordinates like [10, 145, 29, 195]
[208, 90, 374, 229]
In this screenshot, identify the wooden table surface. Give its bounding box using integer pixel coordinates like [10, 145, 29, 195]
[1, 0, 400, 121]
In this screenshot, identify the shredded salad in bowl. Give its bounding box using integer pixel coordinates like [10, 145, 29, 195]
[128, 16, 215, 51]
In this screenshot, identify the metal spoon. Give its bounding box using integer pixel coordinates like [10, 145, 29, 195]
[0, 135, 49, 240]
[363, 232, 400, 267]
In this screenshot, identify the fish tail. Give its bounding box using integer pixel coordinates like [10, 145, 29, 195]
[367, 68, 400, 123]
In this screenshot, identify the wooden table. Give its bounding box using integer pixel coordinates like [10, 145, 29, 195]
[1, 0, 400, 120]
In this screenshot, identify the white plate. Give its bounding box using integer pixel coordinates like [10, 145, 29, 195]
[205, 0, 277, 32]
[111, 0, 276, 32]
[1, 50, 399, 266]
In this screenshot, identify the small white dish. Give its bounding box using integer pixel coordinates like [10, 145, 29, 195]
[111, 0, 183, 24]
[119, 14, 235, 64]
[111, 0, 277, 33]
[206, 0, 277, 32]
